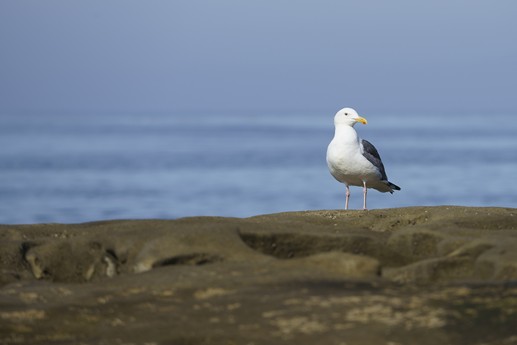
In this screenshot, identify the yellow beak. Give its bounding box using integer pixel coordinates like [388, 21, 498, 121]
[355, 116, 368, 125]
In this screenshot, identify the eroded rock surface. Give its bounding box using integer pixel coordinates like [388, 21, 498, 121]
[1, 206, 517, 344]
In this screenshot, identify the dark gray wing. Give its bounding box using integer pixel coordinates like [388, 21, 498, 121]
[361, 139, 388, 181]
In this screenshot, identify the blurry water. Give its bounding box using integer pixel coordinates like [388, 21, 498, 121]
[1, 111, 516, 224]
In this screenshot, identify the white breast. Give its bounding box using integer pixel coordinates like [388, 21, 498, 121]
[326, 126, 381, 187]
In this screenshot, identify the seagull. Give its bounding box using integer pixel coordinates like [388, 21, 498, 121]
[326, 107, 400, 210]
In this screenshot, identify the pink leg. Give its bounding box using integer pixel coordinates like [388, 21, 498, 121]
[362, 181, 368, 211]
[345, 185, 350, 210]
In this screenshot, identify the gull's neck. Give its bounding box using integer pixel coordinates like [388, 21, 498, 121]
[334, 124, 360, 143]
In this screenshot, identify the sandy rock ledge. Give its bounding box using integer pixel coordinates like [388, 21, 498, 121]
[1, 206, 517, 344]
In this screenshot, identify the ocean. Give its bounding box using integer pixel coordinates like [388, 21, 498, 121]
[1, 111, 516, 224]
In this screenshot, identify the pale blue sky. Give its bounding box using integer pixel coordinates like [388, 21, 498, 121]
[1, 1, 516, 114]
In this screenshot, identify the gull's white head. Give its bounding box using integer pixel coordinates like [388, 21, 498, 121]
[334, 107, 368, 127]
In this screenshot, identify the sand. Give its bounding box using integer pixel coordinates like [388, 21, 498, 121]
[1, 206, 517, 344]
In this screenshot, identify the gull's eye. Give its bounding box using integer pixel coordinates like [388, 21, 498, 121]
[345, 113, 348, 116]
